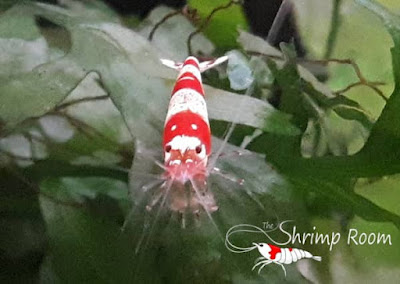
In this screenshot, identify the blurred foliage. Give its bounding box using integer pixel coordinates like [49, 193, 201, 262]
[0, 0, 399, 283]
[187, 0, 247, 51]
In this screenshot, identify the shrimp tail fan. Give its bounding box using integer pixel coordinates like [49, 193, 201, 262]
[312, 256, 322, 261]
[160, 56, 229, 73]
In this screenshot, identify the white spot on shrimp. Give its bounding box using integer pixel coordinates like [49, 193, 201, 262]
[186, 159, 193, 163]
[171, 125, 177, 131]
[168, 135, 201, 151]
[165, 89, 208, 124]
[191, 124, 198, 130]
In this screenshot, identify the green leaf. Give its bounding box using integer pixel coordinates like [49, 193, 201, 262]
[0, 58, 87, 130]
[263, 0, 400, 179]
[60, 176, 128, 201]
[69, 24, 169, 148]
[30, 2, 169, 147]
[0, 168, 46, 283]
[248, 56, 274, 87]
[245, 27, 400, 227]
[0, 5, 49, 81]
[205, 85, 301, 135]
[352, 176, 400, 265]
[39, 178, 135, 283]
[301, 80, 374, 130]
[356, 0, 400, 152]
[238, 30, 282, 58]
[32, 1, 119, 27]
[139, 6, 214, 60]
[57, 0, 120, 23]
[242, 21, 400, 177]
[188, 0, 248, 50]
[0, 5, 42, 40]
[266, 57, 309, 131]
[239, 31, 373, 129]
[332, 104, 373, 129]
[290, 176, 400, 227]
[23, 160, 128, 183]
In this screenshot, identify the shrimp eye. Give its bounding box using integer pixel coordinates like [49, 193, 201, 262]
[195, 145, 202, 154]
[165, 145, 172, 153]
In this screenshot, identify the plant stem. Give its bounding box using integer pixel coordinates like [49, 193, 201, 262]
[324, 0, 342, 59]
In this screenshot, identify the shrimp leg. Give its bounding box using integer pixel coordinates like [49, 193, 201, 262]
[252, 258, 268, 271]
[254, 256, 265, 264]
[258, 260, 272, 274]
[274, 261, 287, 277]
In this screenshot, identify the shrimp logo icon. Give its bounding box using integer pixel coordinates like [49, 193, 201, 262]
[225, 223, 322, 276]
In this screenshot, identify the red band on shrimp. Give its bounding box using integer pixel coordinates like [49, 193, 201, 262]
[177, 72, 197, 81]
[269, 244, 281, 260]
[172, 76, 204, 96]
[184, 58, 200, 68]
[163, 111, 211, 155]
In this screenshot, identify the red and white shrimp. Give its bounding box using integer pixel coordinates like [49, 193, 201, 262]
[147, 55, 229, 215]
[225, 224, 321, 277]
[252, 243, 321, 276]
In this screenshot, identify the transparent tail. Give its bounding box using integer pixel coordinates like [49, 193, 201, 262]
[312, 256, 322, 262]
[160, 55, 229, 73]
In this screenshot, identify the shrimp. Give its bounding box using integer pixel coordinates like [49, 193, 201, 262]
[252, 243, 321, 276]
[224, 224, 321, 277]
[145, 55, 229, 215]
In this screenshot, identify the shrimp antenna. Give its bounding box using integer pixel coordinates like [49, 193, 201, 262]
[135, 178, 174, 254]
[154, 160, 167, 171]
[207, 122, 237, 173]
[129, 180, 174, 281]
[211, 166, 266, 211]
[225, 223, 281, 253]
[225, 224, 259, 254]
[120, 178, 165, 232]
[207, 83, 255, 173]
[189, 177, 224, 241]
[225, 223, 290, 248]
